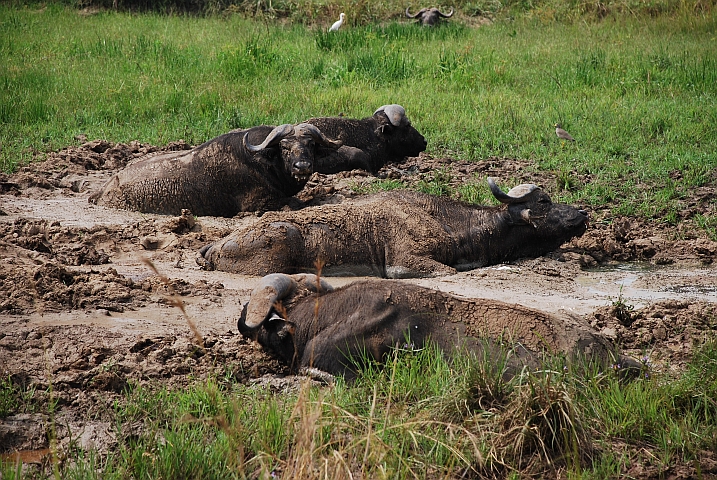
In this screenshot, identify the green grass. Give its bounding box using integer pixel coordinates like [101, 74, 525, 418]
[3, 339, 716, 478]
[0, 375, 37, 418]
[0, 376, 20, 418]
[1, 3, 716, 226]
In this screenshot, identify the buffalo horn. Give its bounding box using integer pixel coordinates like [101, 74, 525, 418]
[487, 177, 540, 204]
[244, 273, 298, 328]
[374, 104, 408, 127]
[243, 124, 295, 153]
[405, 7, 425, 18]
[294, 123, 342, 148]
[438, 8, 454, 17]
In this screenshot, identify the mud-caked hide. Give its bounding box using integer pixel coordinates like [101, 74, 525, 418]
[237, 274, 638, 380]
[305, 104, 427, 175]
[198, 177, 588, 277]
[89, 123, 341, 217]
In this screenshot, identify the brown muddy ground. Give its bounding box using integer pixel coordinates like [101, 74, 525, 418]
[1, 140, 716, 477]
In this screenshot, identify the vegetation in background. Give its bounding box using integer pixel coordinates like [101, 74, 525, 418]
[16, 0, 716, 21]
[2, 339, 716, 478]
[1, 3, 716, 227]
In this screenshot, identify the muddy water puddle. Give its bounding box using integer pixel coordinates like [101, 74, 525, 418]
[2, 186, 715, 331]
[577, 263, 717, 308]
[414, 261, 716, 317]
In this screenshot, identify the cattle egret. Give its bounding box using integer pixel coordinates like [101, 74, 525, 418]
[329, 13, 345, 31]
[555, 123, 575, 142]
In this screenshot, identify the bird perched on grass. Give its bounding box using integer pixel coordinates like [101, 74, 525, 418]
[329, 13, 345, 32]
[554, 123, 575, 142]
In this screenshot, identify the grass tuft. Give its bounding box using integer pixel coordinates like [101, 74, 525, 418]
[489, 371, 593, 475]
[4, 338, 717, 478]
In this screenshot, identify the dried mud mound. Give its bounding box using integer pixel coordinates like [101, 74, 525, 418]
[0, 259, 144, 315]
[0, 323, 286, 454]
[573, 216, 717, 266]
[0, 212, 230, 315]
[590, 300, 717, 373]
[0, 139, 191, 197]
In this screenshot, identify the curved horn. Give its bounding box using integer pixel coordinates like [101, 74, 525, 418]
[374, 104, 408, 127]
[406, 7, 419, 18]
[293, 123, 342, 148]
[487, 177, 540, 204]
[292, 273, 335, 294]
[243, 273, 298, 328]
[438, 7, 454, 17]
[243, 124, 294, 153]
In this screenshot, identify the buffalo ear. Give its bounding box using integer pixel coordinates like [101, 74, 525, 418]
[516, 208, 538, 228]
[375, 124, 394, 136]
[266, 313, 296, 340]
[506, 205, 533, 226]
[520, 209, 532, 224]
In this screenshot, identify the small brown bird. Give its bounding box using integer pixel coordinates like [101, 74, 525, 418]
[555, 123, 575, 142]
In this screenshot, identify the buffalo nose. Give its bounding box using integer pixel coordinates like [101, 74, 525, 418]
[293, 161, 312, 173]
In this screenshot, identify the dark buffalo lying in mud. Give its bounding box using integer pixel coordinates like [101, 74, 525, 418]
[238, 273, 638, 380]
[89, 123, 342, 217]
[197, 178, 589, 278]
[305, 104, 427, 175]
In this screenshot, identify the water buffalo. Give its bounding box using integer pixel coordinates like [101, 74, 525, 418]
[89, 123, 342, 217]
[406, 7, 454, 26]
[305, 104, 427, 175]
[197, 178, 588, 278]
[237, 273, 637, 380]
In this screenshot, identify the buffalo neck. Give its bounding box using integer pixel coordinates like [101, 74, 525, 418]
[448, 207, 536, 269]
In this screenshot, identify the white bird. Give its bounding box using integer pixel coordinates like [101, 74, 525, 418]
[329, 13, 345, 32]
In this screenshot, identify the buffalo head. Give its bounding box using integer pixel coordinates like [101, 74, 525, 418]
[244, 123, 342, 183]
[487, 177, 589, 256]
[237, 273, 334, 368]
[406, 7, 454, 26]
[373, 104, 427, 160]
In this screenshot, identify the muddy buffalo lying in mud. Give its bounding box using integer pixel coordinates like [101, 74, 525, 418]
[89, 123, 342, 217]
[305, 104, 427, 175]
[238, 273, 637, 379]
[406, 7, 454, 26]
[197, 178, 588, 277]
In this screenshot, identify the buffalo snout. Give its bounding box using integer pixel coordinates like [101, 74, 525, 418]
[292, 160, 313, 179]
[575, 208, 589, 225]
[391, 127, 427, 160]
[565, 207, 589, 234]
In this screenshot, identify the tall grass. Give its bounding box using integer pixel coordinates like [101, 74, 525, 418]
[2, 4, 715, 223]
[35, 0, 717, 20]
[3, 339, 716, 478]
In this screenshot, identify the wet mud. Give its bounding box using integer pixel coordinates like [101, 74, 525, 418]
[1, 140, 715, 472]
